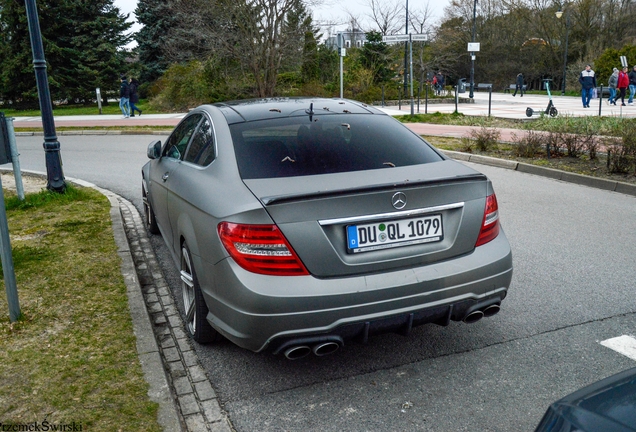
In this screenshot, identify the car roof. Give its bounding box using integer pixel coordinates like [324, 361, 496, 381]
[211, 97, 383, 124]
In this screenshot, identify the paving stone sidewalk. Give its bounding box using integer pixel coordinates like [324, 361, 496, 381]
[117, 197, 233, 432]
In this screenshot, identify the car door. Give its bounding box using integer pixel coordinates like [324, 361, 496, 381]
[166, 115, 217, 250]
[148, 113, 202, 250]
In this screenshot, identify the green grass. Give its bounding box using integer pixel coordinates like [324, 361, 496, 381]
[1, 99, 155, 117]
[0, 185, 161, 430]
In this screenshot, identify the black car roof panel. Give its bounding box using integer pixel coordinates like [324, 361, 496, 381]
[214, 98, 379, 124]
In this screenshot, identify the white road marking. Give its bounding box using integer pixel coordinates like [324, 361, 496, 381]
[600, 335, 636, 361]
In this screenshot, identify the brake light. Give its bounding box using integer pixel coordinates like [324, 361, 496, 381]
[475, 193, 500, 247]
[217, 222, 309, 276]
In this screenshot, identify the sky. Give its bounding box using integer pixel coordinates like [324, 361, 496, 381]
[113, 0, 448, 47]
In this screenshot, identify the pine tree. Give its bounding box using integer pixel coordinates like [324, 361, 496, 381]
[0, 0, 131, 107]
[135, 0, 177, 83]
[360, 31, 393, 85]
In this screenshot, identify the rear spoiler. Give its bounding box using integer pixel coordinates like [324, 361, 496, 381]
[259, 173, 487, 206]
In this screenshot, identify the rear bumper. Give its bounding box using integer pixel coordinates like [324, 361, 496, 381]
[200, 230, 513, 352]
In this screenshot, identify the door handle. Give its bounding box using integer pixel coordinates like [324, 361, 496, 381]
[162, 172, 170, 182]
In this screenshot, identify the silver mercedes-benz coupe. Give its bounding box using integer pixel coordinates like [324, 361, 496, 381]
[142, 98, 513, 359]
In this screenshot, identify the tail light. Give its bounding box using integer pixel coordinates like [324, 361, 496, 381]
[475, 193, 500, 247]
[217, 222, 309, 276]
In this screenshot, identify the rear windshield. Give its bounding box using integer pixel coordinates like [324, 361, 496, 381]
[230, 114, 443, 179]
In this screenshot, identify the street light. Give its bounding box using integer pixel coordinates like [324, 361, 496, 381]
[469, 0, 478, 99]
[555, 6, 570, 96]
[403, 0, 409, 99]
[25, 0, 66, 192]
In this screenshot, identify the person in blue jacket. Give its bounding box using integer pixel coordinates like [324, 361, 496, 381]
[578, 64, 596, 108]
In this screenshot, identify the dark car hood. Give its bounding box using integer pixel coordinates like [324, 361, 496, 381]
[535, 367, 636, 432]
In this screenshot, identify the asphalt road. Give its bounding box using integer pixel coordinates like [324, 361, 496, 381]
[12, 134, 636, 431]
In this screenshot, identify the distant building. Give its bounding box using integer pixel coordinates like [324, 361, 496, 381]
[325, 28, 367, 50]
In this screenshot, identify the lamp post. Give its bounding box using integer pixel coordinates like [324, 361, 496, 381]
[25, 0, 66, 192]
[403, 0, 409, 99]
[555, 7, 570, 96]
[469, 0, 478, 99]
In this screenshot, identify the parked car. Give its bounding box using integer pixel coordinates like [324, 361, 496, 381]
[141, 97, 513, 359]
[535, 367, 636, 432]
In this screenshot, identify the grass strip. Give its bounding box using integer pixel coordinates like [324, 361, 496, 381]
[425, 135, 636, 185]
[0, 185, 161, 430]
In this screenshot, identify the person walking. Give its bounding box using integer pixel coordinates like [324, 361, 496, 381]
[628, 65, 636, 105]
[608, 68, 619, 105]
[512, 73, 524, 97]
[119, 75, 130, 118]
[128, 77, 142, 117]
[617, 66, 629, 106]
[578, 64, 596, 108]
[435, 71, 445, 95]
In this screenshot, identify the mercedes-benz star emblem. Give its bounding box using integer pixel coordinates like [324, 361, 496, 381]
[392, 192, 407, 209]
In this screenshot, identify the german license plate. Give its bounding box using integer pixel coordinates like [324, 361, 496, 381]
[346, 214, 443, 253]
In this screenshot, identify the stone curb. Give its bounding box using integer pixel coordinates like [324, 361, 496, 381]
[115, 197, 233, 432]
[442, 150, 636, 197]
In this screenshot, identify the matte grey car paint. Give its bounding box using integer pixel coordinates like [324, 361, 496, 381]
[142, 98, 513, 353]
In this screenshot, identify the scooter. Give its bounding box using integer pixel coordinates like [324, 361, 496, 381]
[526, 79, 558, 117]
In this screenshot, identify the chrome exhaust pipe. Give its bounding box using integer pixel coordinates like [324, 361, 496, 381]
[483, 304, 500, 317]
[284, 345, 312, 360]
[312, 342, 340, 357]
[463, 310, 484, 324]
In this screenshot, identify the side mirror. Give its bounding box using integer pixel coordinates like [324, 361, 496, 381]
[147, 140, 162, 159]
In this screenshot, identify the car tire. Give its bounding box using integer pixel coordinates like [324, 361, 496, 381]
[142, 182, 160, 235]
[180, 243, 220, 344]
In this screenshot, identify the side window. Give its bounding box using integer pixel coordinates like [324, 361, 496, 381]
[184, 117, 216, 166]
[164, 114, 202, 160]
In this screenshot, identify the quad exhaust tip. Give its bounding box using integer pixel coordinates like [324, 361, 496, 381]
[463, 301, 502, 324]
[280, 337, 344, 360]
[313, 342, 340, 357]
[284, 345, 312, 360]
[463, 310, 484, 324]
[483, 304, 501, 317]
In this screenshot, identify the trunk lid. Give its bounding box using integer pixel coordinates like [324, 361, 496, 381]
[243, 160, 490, 277]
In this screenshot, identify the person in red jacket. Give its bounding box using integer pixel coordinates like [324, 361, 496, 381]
[617, 66, 630, 106]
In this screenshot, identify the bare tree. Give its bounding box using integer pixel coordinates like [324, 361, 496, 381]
[409, 3, 434, 35]
[365, 0, 404, 35]
[164, 0, 311, 97]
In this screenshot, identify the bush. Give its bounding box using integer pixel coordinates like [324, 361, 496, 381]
[512, 131, 544, 157]
[605, 137, 632, 173]
[605, 121, 636, 173]
[546, 131, 563, 157]
[459, 137, 473, 153]
[559, 132, 582, 157]
[469, 126, 500, 152]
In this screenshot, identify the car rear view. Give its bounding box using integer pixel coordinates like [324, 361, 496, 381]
[207, 99, 513, 357]
[143, 98, 512, 358]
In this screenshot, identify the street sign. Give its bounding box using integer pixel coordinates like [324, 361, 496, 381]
[382, 35, 410, 43]
[620, 56, 628, 67]
[382, 34, 428, 44]
[468, 42, 480, 52]
[411, 34, 428, 42]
